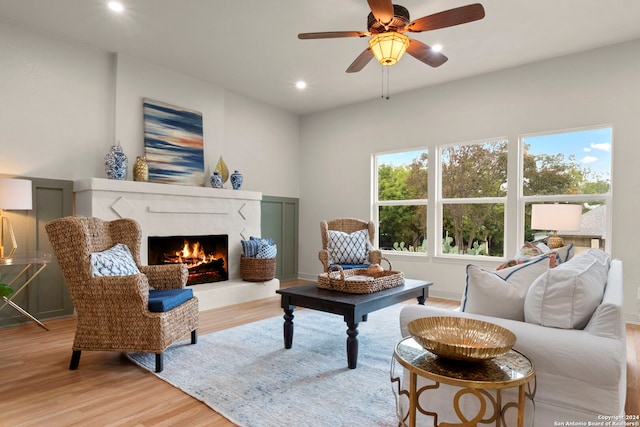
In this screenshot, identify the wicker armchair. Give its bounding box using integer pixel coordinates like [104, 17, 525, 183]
[45, 216, 198, 373]
[319, 218, 382, 272]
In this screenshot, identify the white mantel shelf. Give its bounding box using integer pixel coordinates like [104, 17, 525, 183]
[73, 177, 279, 311]
[73, 177, 262, 201]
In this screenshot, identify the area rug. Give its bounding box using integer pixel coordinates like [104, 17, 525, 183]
[127, 304, 408, 427]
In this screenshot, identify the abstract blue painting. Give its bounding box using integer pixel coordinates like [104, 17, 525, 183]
[143, 99, 204, 186]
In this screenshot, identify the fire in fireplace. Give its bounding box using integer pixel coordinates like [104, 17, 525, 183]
[148, 235, 228, 285]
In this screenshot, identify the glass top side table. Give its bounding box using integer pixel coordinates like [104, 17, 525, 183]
[0, 253, 52, 330]
[392, 336, 536, 427]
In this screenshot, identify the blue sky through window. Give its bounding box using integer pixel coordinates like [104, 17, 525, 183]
[378, 127, 612, 181]
[378, 149, 426, 167]
[523, 127, 612, 180]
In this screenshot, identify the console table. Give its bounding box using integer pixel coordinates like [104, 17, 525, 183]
[0, 253, 52, 330]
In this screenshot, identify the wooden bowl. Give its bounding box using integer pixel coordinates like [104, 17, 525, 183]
[407, 316, 516, 362]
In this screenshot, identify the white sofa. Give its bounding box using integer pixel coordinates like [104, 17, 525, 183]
[397, 250, 626, 426]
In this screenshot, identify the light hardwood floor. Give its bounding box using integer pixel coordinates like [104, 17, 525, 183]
[1, 280, 638, 426]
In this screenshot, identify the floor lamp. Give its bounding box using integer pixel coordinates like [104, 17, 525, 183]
[0, 178, 33, 261]
[531, 203, 582, 249]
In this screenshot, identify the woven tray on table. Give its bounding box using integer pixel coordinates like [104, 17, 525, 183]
[240, 254, 276, 282]
[317, 258, 404, 294]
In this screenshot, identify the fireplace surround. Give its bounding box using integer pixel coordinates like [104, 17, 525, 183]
[73, 178, 279, 310]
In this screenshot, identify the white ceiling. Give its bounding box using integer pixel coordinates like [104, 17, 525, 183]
[1, 0, 640, 115]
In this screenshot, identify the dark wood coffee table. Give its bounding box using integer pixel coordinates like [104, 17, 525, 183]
[275, 279, 433, 369]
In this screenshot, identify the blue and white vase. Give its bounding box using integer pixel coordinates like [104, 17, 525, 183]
[230, 170, 243, 190]
[105, 143, 128, 180]
[210, 171, 223, 188]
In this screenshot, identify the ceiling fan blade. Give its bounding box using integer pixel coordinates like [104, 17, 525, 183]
[298, 31, 369, 39]
[407, 39, 448, 67]
[406, 3, 485, 33]
[346, 48, 375, 73]
[367, 0, 395, 24]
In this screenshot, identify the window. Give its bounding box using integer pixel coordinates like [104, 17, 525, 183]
[375, 150, 428, 252]
[521, 126, 612, 251]
[439, 139, 508, 257]
[372, 125, 613, 260]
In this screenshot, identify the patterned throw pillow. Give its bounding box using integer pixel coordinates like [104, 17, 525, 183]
[327, 229, 368, 264]
[256, 242, 277, 259]
[496, 242, 557, 270]
[241, 239, 261, 257]
[242, 237, 277, 258]
[90, 243, 140, 277]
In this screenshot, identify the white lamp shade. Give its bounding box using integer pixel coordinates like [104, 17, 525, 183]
[0, 178, 33, 210]
[531, 204, 582, 232]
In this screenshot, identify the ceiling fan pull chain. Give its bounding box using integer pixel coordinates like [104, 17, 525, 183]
[386, 66, 390, 100]
[380, 66, 391, 100]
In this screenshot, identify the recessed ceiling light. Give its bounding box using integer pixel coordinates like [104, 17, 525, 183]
[108, 1, 124, 13]
[432, 44, 443, 52]
[295, 81, 307, 90]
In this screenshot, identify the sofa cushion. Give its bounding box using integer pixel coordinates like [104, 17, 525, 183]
[90, 243, 140, 277]
[327, 229, 368, 264]
[148, 288, 194, 312]
[461, 254, 551, 321]
[524, 249, 609, 329]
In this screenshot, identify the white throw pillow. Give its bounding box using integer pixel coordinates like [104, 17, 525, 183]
[461, 255, 551, 321]
[327, 229, 369, 264]
[524, 249, 609, 329]
[90, 243, 140, 277]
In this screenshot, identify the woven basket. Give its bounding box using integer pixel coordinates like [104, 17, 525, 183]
[317, 258, 404, 294]
[240, 254, 276, 282]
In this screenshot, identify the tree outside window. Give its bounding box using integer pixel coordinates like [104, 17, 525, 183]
[376, 150, 427, 252]
[440, 140, 507, 257]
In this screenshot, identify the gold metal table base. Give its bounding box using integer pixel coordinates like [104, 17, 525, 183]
[392, 337, 536, 427]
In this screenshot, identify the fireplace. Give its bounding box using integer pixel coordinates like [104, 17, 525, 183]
[148, 235, 228, 286]
[75, 178, 279, 311]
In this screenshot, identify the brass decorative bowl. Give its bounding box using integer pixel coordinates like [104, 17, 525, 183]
[407, 316, 516, 362]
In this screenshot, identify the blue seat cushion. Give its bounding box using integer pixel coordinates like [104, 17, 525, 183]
[148, 289, 193, 313]
[330, 263, 370, 270]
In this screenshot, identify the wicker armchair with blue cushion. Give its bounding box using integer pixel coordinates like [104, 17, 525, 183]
[318, 218, 382, 272]
[45, 216, 199, 373]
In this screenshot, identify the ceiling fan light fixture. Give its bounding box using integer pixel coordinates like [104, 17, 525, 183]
[368, 31, 410, 66]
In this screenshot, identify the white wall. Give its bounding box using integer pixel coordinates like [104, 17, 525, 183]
[223, 91, 300, 197]
[299, 39, 640, 323]
[0, 22, 114, 179]
[0, 22, 300, 197]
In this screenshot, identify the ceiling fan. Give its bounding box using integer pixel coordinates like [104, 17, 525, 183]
[298, 0, 485, 73]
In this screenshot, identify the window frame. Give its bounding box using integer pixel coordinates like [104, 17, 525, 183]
[373, 148, 429, 257]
